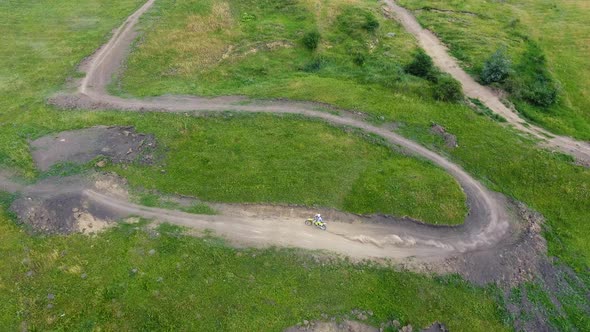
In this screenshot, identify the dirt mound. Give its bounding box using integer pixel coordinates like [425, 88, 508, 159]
[30, 126, 156, 171]
[11, 191, 117, 234]
[430, 124, 458, 148]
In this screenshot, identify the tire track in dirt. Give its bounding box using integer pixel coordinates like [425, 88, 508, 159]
[383, 0, 590, 166]
[39, 0, 522, 261]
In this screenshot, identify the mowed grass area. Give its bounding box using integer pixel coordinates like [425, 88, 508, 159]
[398, 0, 590, 140]
[0, 204, 509, 331]
[113, 113, 467, 225]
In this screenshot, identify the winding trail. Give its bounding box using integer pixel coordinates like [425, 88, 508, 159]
[384, 0, 590, 165]
[34, 0, 526, 261]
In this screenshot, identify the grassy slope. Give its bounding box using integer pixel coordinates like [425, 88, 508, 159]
[0, 0, 509, 329]
[115, 0, 426, 98]
[398, 0, 590, 140]
[0, 0, 585, 328]
[114, 113, 467, 225]
[116, 0, 590, 271]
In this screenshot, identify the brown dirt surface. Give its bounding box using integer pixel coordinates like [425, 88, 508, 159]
[423, 201, 547, 287]
[285, 320, 378, 332]
[30, 126, 156, 171]
[0, 170, 547, 289]
[8, 173, 128, 234]
[284, 320, 447, 332]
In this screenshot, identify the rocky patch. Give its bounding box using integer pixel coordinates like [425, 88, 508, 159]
[30, 126, 156, 171]
[430, 124, 458, 149]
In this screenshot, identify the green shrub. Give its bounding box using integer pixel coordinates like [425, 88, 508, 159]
[302, 30, 321, 51]
[362, 12, 380, 32]
[508, 42, 560, 107]
[406, 49, 434, 79]
[512, 76, 559, 107]
[481, 48, 511, 84]
[351, 51, 367, 66]
[301, 56, 327, 72]
[433, 74, 463, 102]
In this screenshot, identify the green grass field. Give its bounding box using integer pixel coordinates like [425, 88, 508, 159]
[398, 0, 590, 140]
[112, 112, 467, 225]
[0, 0, 589, 329]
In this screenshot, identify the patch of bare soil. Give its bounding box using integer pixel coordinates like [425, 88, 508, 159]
[30, 126, 156, 171]
[9, 174, 129, 234]
[285, 320, 378, 332]
[285, 320, 446, 332]
[415, 201, 546, 287]
[429, 124, 458, 148]
[10, 191, 116, 234]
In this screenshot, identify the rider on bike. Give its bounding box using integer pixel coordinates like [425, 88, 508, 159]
[313, 214, 324, 226]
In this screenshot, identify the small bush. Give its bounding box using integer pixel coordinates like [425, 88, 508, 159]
[301, 56, 327, 72]
[362, 13, 380, 32]
[302, 30, 321, 51]
[240, 13, 256, 23]
[433, 74, 463, 102]
[351, 51, 366, 66]
[481, 48, 511, 84]
[406, 49, 434, 79]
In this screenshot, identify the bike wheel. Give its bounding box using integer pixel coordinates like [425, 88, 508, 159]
[320, 224, 327, 231]
[305, 220, 312, 226]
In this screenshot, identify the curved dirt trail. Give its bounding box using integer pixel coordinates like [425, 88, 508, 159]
[383, 0, 590, 165]
[41, 0, 522, 261]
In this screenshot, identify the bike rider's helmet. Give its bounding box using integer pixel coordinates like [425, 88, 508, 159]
[315, 214, 321, 218]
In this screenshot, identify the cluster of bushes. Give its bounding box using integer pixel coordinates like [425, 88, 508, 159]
[479, 42, 560, 107]
[298, 5, 465, 103]
[301, 5, 383, 74]
[508, 42, 560, 107]
[302, 7, 380, 52]
[336, 6, 380, 67]
[405, 49, 464, 102]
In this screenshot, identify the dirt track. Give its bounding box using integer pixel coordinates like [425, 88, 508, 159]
[0, 0, 554, 280]
[383, 0, 590, 166]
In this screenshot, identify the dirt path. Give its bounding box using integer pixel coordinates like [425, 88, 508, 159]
[30, 0, 545, 272]
[383, 0, 590, 166]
